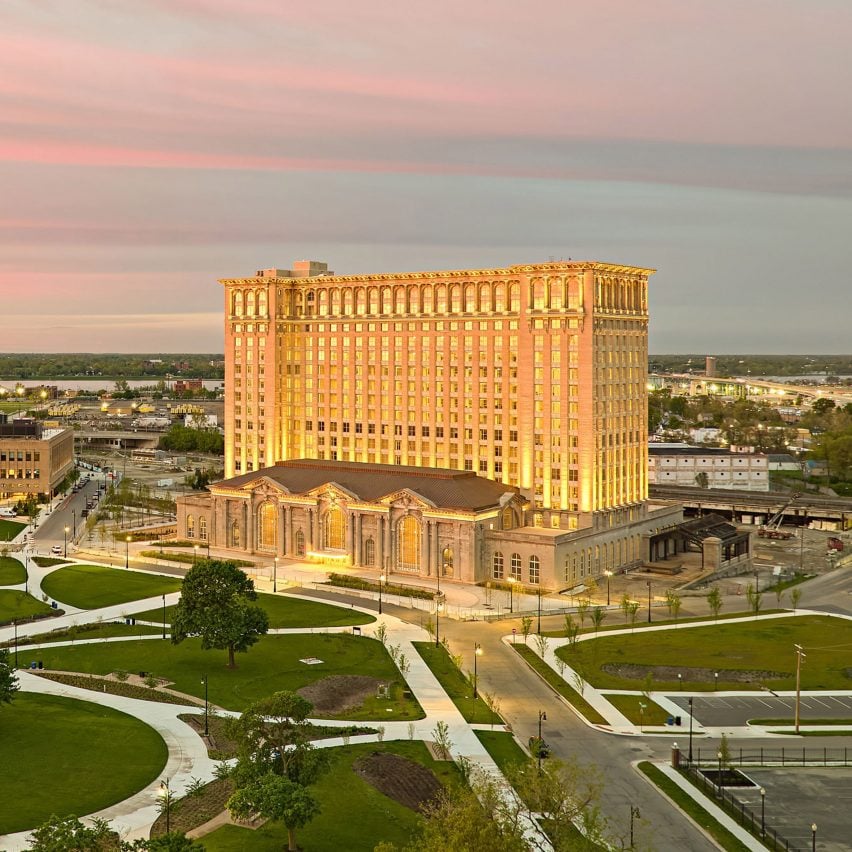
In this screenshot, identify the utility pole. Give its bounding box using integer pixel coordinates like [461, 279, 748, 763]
[795, 643, 806, 733]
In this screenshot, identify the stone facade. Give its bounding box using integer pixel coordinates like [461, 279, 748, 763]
[0, 421, 74, 499]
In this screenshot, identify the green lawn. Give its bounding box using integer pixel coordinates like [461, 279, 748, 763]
[474, 730, 528, 774]
[0, 589, 55, 623]
[0, 518, 26, 540]
[4, 621, 163, 648]
[133, 592, 376, 629]
[202, 741, 459, 852]
[0, 555, 26, 585]
[555, 615, 852, 691]
[604, 694, 670, 726]
[413, 641, 501, 724]
[30, 633, 423, 718]
[40, 564, 182, 609]
[0, 693, 167, 834]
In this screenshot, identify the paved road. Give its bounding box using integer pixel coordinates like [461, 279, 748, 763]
[670, 694, 852, 727]
[33, 478, 101, 549]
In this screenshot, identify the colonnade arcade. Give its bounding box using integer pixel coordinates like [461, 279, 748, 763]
[209, 483, 474, 580]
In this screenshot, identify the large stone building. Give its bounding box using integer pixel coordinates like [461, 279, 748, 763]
[0, 417, 74, 500]
[175, 258, 684, 588]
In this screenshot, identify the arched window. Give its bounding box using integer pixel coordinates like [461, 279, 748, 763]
[259, 502, 277, 550]
[398, 516, 421, 571]
[529, 555, 540, 585]
[422, 285, 434, 313]
[464, 284, 476, 312]
[246, 290, 256, 315]
[407, 285, 419, 313]
[324, 506, 346, 550]
[492, 552, 504, 580]
[501, 507, 515, 530]
[368, 287, 379, 314]
[198, 516, 208, 541]
[435, 285, 447, 312]
[441, 546, 453, 578]
[550, 278, 563, 310]
[295, 528, 305, 556]
[186, 515, 195, 539]
[330, 288, 340, 315]
[450, 285, 461, 313]
[317, 289, 328, 316]
[258, 289, 267, 315]
[230, 520, 240, 548]
[510, 553, 522, 581]
[509, 282, 520, 311]
[363, 537, 375, 566]
[355, 288, 366, 315]
[494, 283, 505, 311]
[232, 290, 244, 316]
[479, 283, 491, 312]
[395, 287, 406, 313]
[532, 278, 545, 310]
[381, 287, 393, 314]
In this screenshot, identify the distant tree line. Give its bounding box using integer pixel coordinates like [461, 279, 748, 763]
[650, 354, 852, 378]
[159, 424, 224, 455]
[0, 354, 224, 380]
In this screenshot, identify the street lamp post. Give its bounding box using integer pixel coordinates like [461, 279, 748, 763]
[714, 671, 718, 692]
[604, 569, 612, 606]
[72, 509, 76, 543]
[193, 544, 199, 565]
[378, 573, 385, 616]
[435, 602, 443, 648]
[677, 673, 682, 691]
[13, 619, 18, 668]
[717, 750, 723, 796]
[795, 643, 806, 733]
[201, 674, 209, 737]
[639, 701, 646, 732]
[161, 594, 167, 640]
[63, 525, 69, 558]
[537, 710, 547, 773]
[125, 535, 131, 569]
[537, 586, 542, 635]
[646, 580, 652, 623]
[273, 556, 279, 593]
[508, 576, 516, 613]
[473, 643, 482, 698]
[687, 697, 694, 763]
[811, 823, 817, 852]
[760, 788, 766, 838]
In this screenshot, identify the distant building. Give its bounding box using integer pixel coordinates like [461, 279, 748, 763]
[705, 355, 717, 377]
[0, 416, 74, 499]
[648, 444, 769, 491]
[767, 454, 800, 472]
[173, 379, 203, 394]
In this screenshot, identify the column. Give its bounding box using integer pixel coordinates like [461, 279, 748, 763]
[346, 510, 354, 559]
[243, 502, 252, 553]
[354, 514, 362, 567]
[377, 517, 384, 570]
[432, 522, 440, 576]
[278, 503, 286, 556]
[287, 507, 293, 557]
[313, 506, 321, 551]
[421, 517, 430, 577]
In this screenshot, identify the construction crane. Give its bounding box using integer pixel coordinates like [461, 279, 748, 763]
[758, 493, 801, 540]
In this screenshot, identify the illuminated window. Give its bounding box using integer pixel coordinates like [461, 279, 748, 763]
[510, 553, 522, 581]
[529, 555, 540, 584]
[363, 537, 375, 566]
[492, 552, 504, 579]
[398, 516, 421, 571]
[199, 517, 208, 541]
[324, 506, 346, 550]
[295, 528, 305, 556]
[186, 515, 195, 539]
[259, 502, 277, 550]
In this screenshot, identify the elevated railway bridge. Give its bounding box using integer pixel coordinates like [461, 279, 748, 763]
[649, 485, 851, 531]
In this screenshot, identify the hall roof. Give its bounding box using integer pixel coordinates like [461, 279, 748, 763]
[213, 459, 519, 512]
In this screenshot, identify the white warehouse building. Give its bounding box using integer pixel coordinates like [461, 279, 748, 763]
[648, 444, 769, 491]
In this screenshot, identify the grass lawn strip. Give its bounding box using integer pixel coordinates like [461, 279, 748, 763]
[3, 621, 162, 648]
[637, 762, 752, 852]
[41, 563, 182, 609]
[473, 730, 528, 774]
[140, 549, 253, 567]
[0, 518, 26, 540]
[413, 641, 501, 724]
[604, 693, 670, 726]
[511, 643, 608, 726]
[0, 555, 26, 585]
[543, 608, 787, 637]
[0, 692, 167, 835]
[200, 741, 459, 852]
[767, 729, 852, 736]
[750, 717, 852, 726]
[133, 592, 376, 629]
[555, 615, 852, 692]
[0, 588, 56, 623]
[30, 633, 423, 718]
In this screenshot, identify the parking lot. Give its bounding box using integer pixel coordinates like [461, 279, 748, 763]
[669, 694, 852, 727]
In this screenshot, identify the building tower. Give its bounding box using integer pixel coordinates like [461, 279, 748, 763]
[221, 260, 653, 533]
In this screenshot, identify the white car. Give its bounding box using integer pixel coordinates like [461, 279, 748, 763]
[51, 545, 63, 555]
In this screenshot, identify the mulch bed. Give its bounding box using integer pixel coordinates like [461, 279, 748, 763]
[32, 671, 196, 705]
[150, 777, 235, 838]
[602, 663, 790, 683]
[353, 751, 443, 813]
[297, 674, 385, 714]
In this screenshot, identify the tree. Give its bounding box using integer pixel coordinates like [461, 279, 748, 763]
[124, 835, 206, 851]
[706, 587, 723, 622]
[577, 598, 590, 629]
[590, 606, 606, 635]
[695, 471, 709, 489]
[28, 815, 116, 851]
[791, 587, 802, 611]
[172, 560, 269, 668]
[0, 649, 19, 706]
[520, 615, 533, 644]
[228, 774, 319, 852]
[665, 590, 682, 625]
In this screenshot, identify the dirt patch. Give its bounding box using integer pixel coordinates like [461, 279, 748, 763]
[353, 751, 443, 813]
[601, 663, 791, 683]
[297, 675, 385, 714]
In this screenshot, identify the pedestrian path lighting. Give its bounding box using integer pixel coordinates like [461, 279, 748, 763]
[125, 535, 131, 569]
[161, 594, 167, 640]
[646, 580, 652, 622]
[273, 556, 279, 593]
[201, 673, 209, 737]
[811, 823, 817, 852]
[716, 751, 723, 796]
[473, 643, 482, 698]
[714, 671, 718, 691]
[639, 701, 647, 732]
[795, 643, 806, 733]
[435, 601, 443, 647]
[64, 525, 69, 558]
[537, 710, 547, 773]
[158, 780, 172, 833]
[688, 697, 694, 762]
[604, 570, 612, 605]
[378, 573, 386, 615]
[760, 788, 766, 837]
[508, 576, 516, 613]
[193, 544, 200, 565]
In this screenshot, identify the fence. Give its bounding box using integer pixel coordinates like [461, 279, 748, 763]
[683, 763, 797, 851]
[690, 746, 852, 767]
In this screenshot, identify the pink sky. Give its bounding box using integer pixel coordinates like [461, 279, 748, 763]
[1, 1, 851, 352]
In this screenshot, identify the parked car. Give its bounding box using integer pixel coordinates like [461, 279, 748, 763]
[51, 545, 63, 555]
